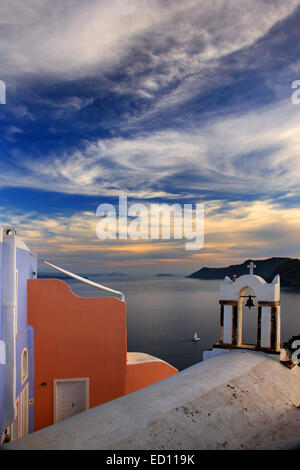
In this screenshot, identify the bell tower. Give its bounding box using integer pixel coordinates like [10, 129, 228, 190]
[213, 265, 281, 354]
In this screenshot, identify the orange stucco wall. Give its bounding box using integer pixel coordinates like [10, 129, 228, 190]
[125, 361, 178, 395]
[28, 279, 127, 431]
[28, 278, 178, 431]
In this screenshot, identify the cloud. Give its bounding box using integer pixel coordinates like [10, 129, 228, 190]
[0, 1, 298, 86]
[2, 196, 299, 274]
[1, 97, 300, 199]
[1, 1, 300, 272]
[1, 0, 299, 176]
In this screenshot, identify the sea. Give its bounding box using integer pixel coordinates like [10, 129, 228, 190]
[61, 274, 300, 371]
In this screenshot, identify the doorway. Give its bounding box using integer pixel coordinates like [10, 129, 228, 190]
[53, 378, 89, 424]
[19, 383, 29, 438]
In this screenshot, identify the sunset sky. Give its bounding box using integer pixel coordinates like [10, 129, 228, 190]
[0, 0, 300, 274]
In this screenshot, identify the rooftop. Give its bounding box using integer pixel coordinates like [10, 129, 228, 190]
[7, 350, 300, 450]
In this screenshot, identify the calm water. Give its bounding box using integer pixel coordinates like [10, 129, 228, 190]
[64, 275, 300, 371]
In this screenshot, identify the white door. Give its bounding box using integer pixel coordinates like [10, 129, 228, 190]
[54, 379, 89, 424]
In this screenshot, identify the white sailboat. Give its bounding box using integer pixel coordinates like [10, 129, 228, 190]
[193, 331, 200, 342]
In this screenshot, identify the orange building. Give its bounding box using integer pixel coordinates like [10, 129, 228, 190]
[28, 278, 178, 431]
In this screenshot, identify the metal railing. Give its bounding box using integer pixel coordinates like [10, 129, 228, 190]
[39, 259, 125, 302]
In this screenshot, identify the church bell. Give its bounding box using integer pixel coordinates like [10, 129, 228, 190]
[245, 295, 254, 309]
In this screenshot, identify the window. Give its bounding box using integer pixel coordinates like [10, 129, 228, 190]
[21, 349, 28, 384]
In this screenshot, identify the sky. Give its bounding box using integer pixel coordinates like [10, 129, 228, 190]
[0, 0, 300, 274]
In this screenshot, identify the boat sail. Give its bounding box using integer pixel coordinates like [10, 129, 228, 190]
[193, 331, 200, 342]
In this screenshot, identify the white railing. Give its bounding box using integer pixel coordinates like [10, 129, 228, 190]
[39, 259, 125, 302]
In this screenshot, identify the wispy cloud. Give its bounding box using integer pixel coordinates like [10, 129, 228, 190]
[1, 97, 300, 199]
[1, 0, 297, 82]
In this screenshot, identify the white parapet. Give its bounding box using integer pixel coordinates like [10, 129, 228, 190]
[203, 348, 231, 361]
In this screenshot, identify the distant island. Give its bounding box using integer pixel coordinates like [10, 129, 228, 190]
[156, 273, 176, 277]
[93, 273, 128, 278]
[187, 257, 300, 287]
[38, 272, 127, 280]
[38, 273, 75, 280]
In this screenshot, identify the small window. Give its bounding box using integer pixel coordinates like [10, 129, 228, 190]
[21, 349, 28, 384]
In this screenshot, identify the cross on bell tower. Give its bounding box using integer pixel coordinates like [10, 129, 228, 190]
[247, 261, 256, 275]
